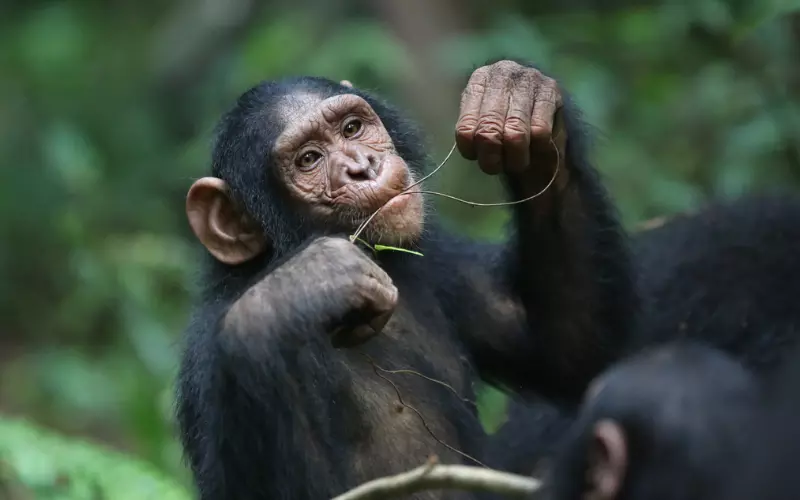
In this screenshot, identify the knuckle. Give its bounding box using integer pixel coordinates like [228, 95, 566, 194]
[461, 82, 486, 103]
[455, 121, 477, 142]
[338, 255, 368, 277]
[375, 287, 399, 312]
[542, 76, 559, 89]
[470, 66, 491, 81]
[492, 60, 521, 74]
[503, 128, 528, 147]
[372, 267, 394, 287]
[476, 113, 505, 131]
[456, 114, 479, 129]
[318, 235, 347, 250]
[380, 292, 399, 312]
[474, 122, 504, 145]
[538, 85, 559, 102]
[504, 115, 528, 134]
[522, 66, 545, 80]
[531, 118, 553, 139]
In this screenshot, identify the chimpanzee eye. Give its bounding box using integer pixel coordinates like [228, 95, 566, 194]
[342, 119, 363, 139]
[297, 151, 322, 170]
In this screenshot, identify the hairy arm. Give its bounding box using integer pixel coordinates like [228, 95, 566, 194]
[448, 60, 636, 403]
[176, 238, 398, 500]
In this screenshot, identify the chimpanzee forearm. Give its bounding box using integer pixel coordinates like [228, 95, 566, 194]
[177, 304, 358, 500]
[451, 60, 636, 403]
[502, 96, 635, 401]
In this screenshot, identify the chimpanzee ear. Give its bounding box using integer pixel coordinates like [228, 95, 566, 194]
[339, 80, 354, 88]
[186, 177, 268, 265]
[585, 420, 627, 500]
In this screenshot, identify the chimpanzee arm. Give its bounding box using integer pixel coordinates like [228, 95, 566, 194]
[504, 100, 634, 400]
[176, 237, 401, 500]
[444, 61, 636, 403]
[177, 314, 352, 500]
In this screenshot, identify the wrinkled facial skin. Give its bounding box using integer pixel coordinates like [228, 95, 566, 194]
[273, 94, 424, 246]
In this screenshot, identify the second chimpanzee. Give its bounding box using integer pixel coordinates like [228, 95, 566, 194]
[548, 341, 759, 500]
[721, 342, 800, 500]
[176, 60, 634, 499]
[488, 192, 800, 477]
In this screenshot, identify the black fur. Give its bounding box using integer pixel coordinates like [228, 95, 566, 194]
[482, 395, 573, 476]
[633, 193, 800, 371]
[723, 343, 800, 500]
[490, 193, 800, 477]
[551, 342, 758, 500]
[176, 61, 634, 500]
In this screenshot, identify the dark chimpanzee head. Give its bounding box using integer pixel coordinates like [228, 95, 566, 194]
[722, 344, 800, 500]
[550, 341, 758, 500]
[185, 77, 431, 266]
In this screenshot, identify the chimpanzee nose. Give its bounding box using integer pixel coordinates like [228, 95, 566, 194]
[329, 148, 380, 190]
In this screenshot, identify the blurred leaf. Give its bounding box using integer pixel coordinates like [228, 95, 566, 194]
[477, 385, 509, 434]
[437, 14, 552, 75]
[44, 121, 101, 194]
[0, 416, 191, 500]
[17, 4, 88, 76]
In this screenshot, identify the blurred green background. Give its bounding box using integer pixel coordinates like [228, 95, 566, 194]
[0, 0, 798, 497]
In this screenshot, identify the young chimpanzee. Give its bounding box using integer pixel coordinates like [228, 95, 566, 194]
[176, 60, 635, 499]
[548, 342, 759, 500]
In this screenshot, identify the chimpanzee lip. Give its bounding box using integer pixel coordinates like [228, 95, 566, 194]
[330, 177, 412, 209]
[383, 192, 411, 210]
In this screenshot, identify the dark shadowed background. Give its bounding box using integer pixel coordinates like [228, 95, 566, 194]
[0, 0, 798, 496]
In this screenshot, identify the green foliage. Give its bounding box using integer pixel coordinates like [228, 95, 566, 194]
[0, 417, 191, 499]
[477, 385, 510, 434]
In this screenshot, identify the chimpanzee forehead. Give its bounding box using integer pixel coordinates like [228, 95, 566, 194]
[273, 94, 376, 151]
[275, 93, 370, 124]
[273, 92, 327, 126]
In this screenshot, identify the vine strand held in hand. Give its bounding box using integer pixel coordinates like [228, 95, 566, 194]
[350, 136, 561, 244]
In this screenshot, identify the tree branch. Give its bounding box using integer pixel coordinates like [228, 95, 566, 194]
[331, 456, 542, 500]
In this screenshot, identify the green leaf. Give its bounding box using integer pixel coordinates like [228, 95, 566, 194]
[373, 245, 424, 257]
[353, 238, 424, 256]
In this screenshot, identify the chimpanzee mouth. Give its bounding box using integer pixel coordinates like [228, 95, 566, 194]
[383, 191, 414, 210]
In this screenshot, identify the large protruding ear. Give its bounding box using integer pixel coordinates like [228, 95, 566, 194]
[186, 177, 267, 265]
[339, 80, 353, 88]
[585, 420, 627, 500]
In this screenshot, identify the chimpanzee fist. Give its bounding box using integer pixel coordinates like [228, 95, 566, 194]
[267, 236, 398, 348]
[456, 60, 565, 176]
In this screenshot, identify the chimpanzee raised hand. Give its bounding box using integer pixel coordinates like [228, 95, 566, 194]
[177, 60, 633, 499]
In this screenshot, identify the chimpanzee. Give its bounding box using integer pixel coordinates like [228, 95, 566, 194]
[176, 59, 635, 499]
[548, 341, 759, 500]
[633, 193, 800, 371]
[488, 193, 800, 475]
[722, 342, 800, 500]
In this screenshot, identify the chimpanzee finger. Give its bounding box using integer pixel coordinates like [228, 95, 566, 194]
[474, 76, 509, 175]
[330, 324, 378, 348]
[502, 75, 536, 173]
[368, 310, 392, 334]
[530, 78, 562, 145]
[330, 278, 397, 348]
[455, 67, 489, 161]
